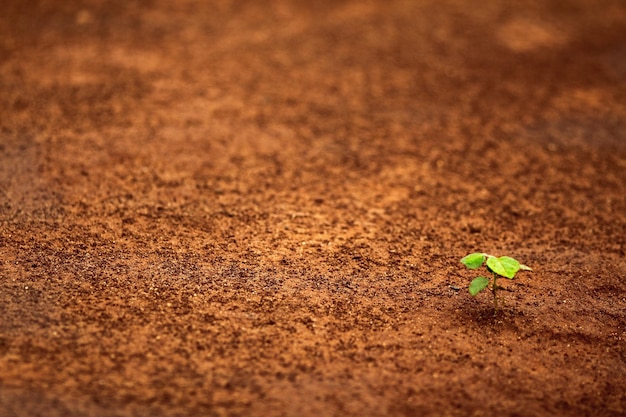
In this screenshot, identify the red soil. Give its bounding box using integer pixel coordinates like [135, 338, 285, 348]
[1, 1, 625, 416]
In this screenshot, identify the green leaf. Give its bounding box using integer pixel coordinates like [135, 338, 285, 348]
[486, 256, 520, 279]
[461, 253, 486, 269]
[469, 276, 490, 296]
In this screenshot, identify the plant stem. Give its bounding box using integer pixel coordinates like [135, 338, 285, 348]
[492, 272, 498, 316]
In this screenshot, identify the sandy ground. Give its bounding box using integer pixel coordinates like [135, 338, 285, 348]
[1, 1, 626, 416]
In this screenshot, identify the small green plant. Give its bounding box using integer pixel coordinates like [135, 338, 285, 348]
[460, 253, 532, 315]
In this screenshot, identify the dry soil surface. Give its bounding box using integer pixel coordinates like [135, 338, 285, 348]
[1, 1, 626, 416]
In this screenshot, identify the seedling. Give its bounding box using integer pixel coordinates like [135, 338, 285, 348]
[460, 253, 532, 315]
